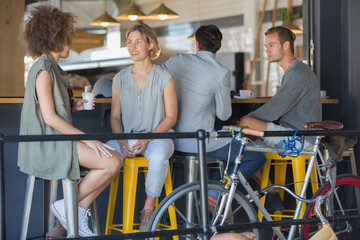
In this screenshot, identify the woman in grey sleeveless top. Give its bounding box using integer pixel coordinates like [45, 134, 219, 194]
[18, 6, 123, 237]
[107, 22, 177, 231]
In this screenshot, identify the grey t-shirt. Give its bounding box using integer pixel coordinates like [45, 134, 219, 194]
[113, 64, 172, 133]
[247, 59, 322, 138]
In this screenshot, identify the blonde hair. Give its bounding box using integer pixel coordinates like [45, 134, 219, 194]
[126, 22, 161, 60]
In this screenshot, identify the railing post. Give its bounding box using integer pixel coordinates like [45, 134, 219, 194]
[0, 133, 6, 239]
[197, 130, 209, 240]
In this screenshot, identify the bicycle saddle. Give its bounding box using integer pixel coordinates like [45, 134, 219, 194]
[304, 121, 343, 130]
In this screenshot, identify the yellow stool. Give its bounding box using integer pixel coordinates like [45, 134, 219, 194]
[258, 153, 319, 221]
[105, 156, 177, 234]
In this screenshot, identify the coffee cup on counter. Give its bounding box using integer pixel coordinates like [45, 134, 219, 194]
[239, 90, 254, 98]
[320, 90, 327, 98]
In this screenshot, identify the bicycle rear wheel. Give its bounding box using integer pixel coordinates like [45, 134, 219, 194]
[300, 174, 360, 239]
[147, 180, 261, 239]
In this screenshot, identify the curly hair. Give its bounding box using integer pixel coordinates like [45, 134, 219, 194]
[23, 5, 76, 58]
[126, 22, 161, 60]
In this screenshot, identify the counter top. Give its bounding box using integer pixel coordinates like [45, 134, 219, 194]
[0, 97, 340, 104]
[231, 97, 339, 104]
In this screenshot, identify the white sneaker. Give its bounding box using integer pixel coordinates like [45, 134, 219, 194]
[50, 199, 68, 230]
[78, 207, 97, 237]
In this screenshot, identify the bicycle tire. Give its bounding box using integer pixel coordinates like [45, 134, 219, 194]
[300, 174, 360, 239]
[147, 180, 261, 240]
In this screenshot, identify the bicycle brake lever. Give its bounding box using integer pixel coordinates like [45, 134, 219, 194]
[222, 172, 232, 190]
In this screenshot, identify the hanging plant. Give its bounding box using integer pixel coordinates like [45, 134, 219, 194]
[279, 7, 301, 23]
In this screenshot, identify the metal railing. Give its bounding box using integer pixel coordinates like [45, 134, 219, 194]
[1, 129, 360, 239]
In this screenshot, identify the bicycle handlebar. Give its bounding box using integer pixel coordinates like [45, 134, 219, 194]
[221, 126, 264, 137]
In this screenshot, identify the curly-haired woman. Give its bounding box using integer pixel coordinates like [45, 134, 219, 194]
[18, 5, 123, 237]
[107, 22, 177, 231]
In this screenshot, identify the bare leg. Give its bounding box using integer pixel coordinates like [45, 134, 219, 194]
[139, 195, 157, 232]
[76, 141, 123, 209]
[143, 196, 156, 210]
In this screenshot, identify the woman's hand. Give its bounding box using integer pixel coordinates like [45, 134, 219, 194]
[118, 140, 135, 158]
[131, 139, 151, 155]
[82, 140, 114, 158]
[73, 98, 96, 112]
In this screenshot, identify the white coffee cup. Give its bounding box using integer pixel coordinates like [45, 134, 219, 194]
[320, 90, 327, 98]
[239, 90, 254, 98]
[82, 92, 95, 110]
[128, 139, 139, 153]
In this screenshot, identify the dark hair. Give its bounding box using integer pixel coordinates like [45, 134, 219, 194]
[265, 26, 296, 54]
[195, 25, 223, 53]
[126, 22, 161, 60]
[23, 5, 76, 58]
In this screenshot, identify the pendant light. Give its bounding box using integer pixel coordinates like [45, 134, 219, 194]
[91, 0, 120, 27]
[282, 20, 303, 35]
[117, 0, 147, 21]
[147, 0, 179, 20]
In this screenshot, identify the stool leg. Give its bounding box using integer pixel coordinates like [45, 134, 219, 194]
[310, 161, 319, 195]
[258, 160, 271, 222]
[90, 200, 100, 235]
[44, 179, 58, 234]
[291, 158, 306, 218]
[123, 162, 139, 233]
[274, 161, 287, 200]
[273, 161, 287, 221]
[62, 179, 78, 237]
[164, 166, 178, 234]
[184, 158, 198, 226]
[105, 172, 120, 235]
[217, 160, 225, 179]
[20, 175, 35, 240]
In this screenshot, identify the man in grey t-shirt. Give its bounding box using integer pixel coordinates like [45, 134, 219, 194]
[239, 26, 321, 148]
[163, 25, 266, 204]
[238, 26, 321, 212]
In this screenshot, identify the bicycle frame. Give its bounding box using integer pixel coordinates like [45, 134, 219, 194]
[214, 130, 335, 240]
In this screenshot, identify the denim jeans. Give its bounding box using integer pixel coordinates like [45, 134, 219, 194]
[206, 138, 266, 199]
[106, 139, 174, 198]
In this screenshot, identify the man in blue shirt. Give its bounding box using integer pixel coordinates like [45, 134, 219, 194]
[163, 25, 266, 207]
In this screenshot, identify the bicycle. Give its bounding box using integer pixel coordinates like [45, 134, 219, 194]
[147, 121, 360, 240]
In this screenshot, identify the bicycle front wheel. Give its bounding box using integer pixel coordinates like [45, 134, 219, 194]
[148, 180, 261, 240]
[300, 174, 360, 239]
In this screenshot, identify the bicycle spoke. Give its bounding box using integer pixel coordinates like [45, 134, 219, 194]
[170, 202, 196, 229]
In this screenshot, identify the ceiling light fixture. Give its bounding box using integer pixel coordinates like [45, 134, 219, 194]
[147, 1, 179, 20]
[91, 0, 120, 27]
[117, 0, 147, 21]
[282, 20, 303, 35]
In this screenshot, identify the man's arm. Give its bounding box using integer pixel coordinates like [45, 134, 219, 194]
[215, 69, 232, 121]
[247, 67, 308, 122]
